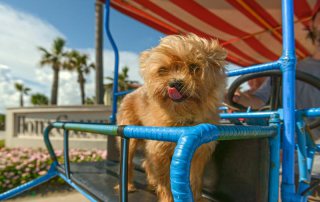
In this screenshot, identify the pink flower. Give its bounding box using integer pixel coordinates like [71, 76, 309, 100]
[39, 171, 46, 176]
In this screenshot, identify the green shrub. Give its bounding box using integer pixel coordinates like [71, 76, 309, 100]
[0, 114, 5, 130]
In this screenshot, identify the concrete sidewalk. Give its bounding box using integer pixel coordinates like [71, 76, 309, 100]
[7, 191, 89, 202]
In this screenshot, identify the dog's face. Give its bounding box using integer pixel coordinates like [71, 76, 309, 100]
[140, 34, 227, 113]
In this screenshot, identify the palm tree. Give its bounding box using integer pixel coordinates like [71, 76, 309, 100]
[14, 83, 30, 107]
[38, 37, 67, 105]
[105, 66, 141, 104]
[105, 66, 130, 91]
[31, 93, 49, 106]
[85, 96, 95, 105]
[64, 50, 95, 104]
[95, 0, 104, 104]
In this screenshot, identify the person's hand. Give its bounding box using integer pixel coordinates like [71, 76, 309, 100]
[232, 90, 241, 103]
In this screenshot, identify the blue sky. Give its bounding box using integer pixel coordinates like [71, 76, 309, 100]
[0, 0, 164, 51]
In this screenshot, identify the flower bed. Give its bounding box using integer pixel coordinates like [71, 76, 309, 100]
[0, 147, 107, 193]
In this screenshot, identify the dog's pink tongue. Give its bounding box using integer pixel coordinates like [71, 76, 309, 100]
[168, 87, 183, 100]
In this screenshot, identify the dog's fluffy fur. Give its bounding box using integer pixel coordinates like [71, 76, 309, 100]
[116, 34, 227, 202]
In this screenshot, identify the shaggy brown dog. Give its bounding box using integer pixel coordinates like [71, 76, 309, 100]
[116, 34, 227, 202]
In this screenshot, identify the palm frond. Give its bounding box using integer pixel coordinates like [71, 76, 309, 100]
[53, 37, 66, 55]
[24, 87, 31, 95]
[14, 83, 23, 91]
[105, 76, 114, 81]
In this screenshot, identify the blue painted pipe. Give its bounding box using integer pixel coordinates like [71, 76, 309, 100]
[58, 172, 98, 202]
[226, 61, 280, 77]
[220, 111, 278, 119]
[105, 0, 120, 125]
[280, 0, 297, 201]
[123, 124, 276, 142]
[120, 137, 129, 202]
[296, 116, 309, 202]
[43, 125, 58, 163]
[268, 114, 281, 202]
[297, 107, 320, 118]
[114, 90, 134, 97]
[123, 124, 277, 201]
[51, 122, 118, 136]
[64, 130, 71, 179]
[169, 124, 220, 201]
[306, 133, 316, 170]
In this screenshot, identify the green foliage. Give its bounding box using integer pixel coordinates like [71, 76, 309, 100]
[38, 37, 66, 70]
[105, 66, 138, 91]
[0, 114, 5, 130]
[85, 97, 95, 105]
[38, 37, 67, 105]
[63, 50, 95, 75]
[31, 93, 49, 106]
[0, 140, 4, 148]
[14, 83, 31, 94]
[63, 50, 95, 104]
[14, 83, 31, 107]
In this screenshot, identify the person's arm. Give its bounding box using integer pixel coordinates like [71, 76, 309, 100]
[232, 78, 271, 110]
[232, 91, 265, 109]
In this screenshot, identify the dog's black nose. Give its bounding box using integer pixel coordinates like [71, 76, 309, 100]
[168, 80, 184, 91]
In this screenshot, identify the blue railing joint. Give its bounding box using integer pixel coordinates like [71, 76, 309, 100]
[170, 124, 220, 202]
[279, 56, 296, 72]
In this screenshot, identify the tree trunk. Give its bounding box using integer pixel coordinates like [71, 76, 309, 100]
[79, 73, 86, 105]
[96, 0, 119, 161]
[20, 93, 23, 107]
[95, 0, 104, 105]
[51, 67, 59, 105]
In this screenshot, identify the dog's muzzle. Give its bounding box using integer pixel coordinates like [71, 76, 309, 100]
[168, 80, 186, 102]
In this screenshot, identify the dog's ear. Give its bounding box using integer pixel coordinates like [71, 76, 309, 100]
[207, 40, 227, 70]
[139, 50, 151, 78]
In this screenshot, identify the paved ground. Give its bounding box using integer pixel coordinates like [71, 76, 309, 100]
[2, 181, 90, 202]
[6, 191, 89, 202]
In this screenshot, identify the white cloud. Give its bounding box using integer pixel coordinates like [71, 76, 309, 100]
[0, 3, 64, 80]
[0, 2, 142, 113]
[0, 2, 62, 112]
[85, 49, 142, 83]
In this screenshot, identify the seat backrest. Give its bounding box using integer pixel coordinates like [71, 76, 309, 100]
[203, 139, 269, 202]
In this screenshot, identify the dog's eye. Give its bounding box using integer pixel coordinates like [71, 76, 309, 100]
[189, 64, 200, 73]
[158, 66, 168, 76]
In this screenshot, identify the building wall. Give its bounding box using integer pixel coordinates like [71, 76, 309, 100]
[5, 105, 112, 150]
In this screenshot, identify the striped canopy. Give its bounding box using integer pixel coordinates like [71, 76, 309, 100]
[110, 0, 317, 67]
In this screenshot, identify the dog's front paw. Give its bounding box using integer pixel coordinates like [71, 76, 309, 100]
[127, 183, 137, 192]
[114, 183, 137, 193]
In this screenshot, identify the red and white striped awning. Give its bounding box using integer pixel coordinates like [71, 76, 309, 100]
[110, 0, 317, 67]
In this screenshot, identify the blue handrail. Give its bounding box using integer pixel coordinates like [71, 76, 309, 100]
[280, 0, 297, 201]
[104, 0, 120, 125]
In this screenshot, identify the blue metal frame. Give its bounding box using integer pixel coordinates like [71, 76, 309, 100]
[280, 1, 297, 200]
[2, 0, 320, 202]
[226, 61, 280, 77]
[296, 114, 309, 202]
[225, 0, 298, 200]
[57, 172, 98, 202]
[268, 114, 281, 202]
[105, 0, 119, 125]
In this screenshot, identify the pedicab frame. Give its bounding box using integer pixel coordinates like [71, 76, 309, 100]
[0, 0, 320, 201]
